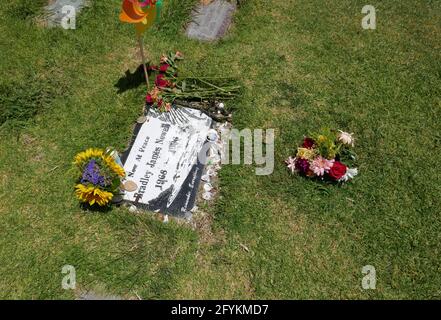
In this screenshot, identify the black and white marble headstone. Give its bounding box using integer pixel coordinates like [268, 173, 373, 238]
[121, 107, 213, 218]
[186, 0, 236, 41]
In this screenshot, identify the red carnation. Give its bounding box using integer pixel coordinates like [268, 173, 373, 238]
[155, 74, 169, 88]
[145, 94, 154, 105]
[159, 64, 170, 73]
[328, 161, 347, 180]
[302, 137, 315, 149]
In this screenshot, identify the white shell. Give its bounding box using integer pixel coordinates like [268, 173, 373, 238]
[202, 192, 213, 201]
[207, 129, 219, 142]
[184, 211, 192, 221]
[206, 168, 217, 177]
[136, 116, 147, 124]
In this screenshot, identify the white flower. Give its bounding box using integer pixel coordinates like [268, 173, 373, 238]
[338, 130, 355, 146]
[285, 156, 296, 174]
[339, 168, 358, 182]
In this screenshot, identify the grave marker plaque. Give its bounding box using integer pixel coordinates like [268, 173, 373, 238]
[44, 0, 87, 27]
[186, 0, 236, 41]
[121, 108, 212, 218]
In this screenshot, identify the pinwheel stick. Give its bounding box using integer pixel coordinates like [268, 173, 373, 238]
[137, 35, 150, 90]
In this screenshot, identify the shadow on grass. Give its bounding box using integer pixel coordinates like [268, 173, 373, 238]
[114, 64, 151, 94]
[80, 203, 113, 213]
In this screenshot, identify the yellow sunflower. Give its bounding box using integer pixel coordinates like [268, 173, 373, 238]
[74, 148, 125, 177]
[74, 148, 104, 166]
[75, 184, 114, 207]
[102, 155, 126, 177]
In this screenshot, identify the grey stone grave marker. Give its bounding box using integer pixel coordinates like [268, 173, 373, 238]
[186, 0, 236, 41]
[44, 0, 87, 27]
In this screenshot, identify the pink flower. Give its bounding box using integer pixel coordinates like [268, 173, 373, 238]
[285, 156, 296, 174]
[311, 156, 334, 176]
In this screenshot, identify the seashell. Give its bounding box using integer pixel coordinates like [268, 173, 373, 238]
[123, 180, 138, 192]
[207, 129, 219, 142]
[136, 116, 148, 124]
[202, 192, 213, 201]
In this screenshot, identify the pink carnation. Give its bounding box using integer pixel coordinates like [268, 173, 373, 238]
[311, 156, 334, 176]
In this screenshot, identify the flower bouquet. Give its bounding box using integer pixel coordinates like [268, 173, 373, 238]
[145, 52, 241, 112]
[73, 148, 126, 207]
[285, 129, 358, 183]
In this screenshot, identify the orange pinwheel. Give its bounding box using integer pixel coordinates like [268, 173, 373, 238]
[120, 0, 159, 35]
[119, 0, 163, 89]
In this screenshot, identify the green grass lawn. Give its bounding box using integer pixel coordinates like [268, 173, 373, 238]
[0, 0, 440, 299]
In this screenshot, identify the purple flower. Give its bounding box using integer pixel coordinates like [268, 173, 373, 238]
[81, 160, 106, 187]
[295, 158, 310, 174]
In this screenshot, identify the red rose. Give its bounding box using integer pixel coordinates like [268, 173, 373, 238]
[159, 64, 169, 73]
[302, 137, 315, 149]
[145, 94, 154, 104]
[328, 161, 347, 180]
[155, 74, 169, 88]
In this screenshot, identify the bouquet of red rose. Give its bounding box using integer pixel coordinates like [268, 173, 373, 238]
[145, 52, 240, 112]
[285, 128, 358, 182]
